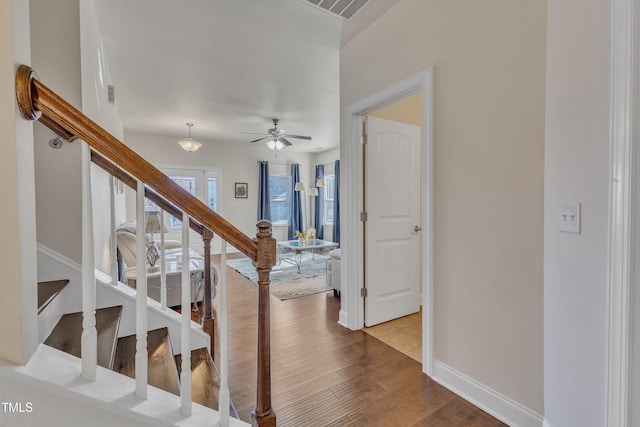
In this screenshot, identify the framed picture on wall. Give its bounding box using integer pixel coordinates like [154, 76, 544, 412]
[235, 182, 248, 199]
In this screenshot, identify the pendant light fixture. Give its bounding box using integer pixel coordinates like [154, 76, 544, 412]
[178, 122, 202, 153]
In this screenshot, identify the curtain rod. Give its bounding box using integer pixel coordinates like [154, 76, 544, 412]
[256, 161, 292, 166]
[256, 161, 337, 166]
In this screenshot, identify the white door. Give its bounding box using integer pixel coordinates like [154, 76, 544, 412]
[153, 167, 220, 254]
[365, 116, 421, 326]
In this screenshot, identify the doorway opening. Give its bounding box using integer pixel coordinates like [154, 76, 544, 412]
[361, 93, 423, 362]
[157, 166, 223, 254]
[342, 68, 434, 375]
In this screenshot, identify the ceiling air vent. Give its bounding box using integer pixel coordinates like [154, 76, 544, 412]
[301, 0, 369, 20]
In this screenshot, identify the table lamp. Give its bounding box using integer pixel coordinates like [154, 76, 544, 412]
[145, 211, 168, 267]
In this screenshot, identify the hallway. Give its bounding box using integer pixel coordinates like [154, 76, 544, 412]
[213, 257, 504, 426]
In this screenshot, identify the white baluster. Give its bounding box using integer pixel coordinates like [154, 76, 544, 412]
[219, 240, 230, 426]
[135, 181, 148, 399]
[180, 212, 192, 414]
[81, 142, 97, 380]
[160, 209, 167, 310]
[110, 176, 118, 285]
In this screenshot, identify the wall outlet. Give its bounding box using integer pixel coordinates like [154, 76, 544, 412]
[559, 203, 581, 234]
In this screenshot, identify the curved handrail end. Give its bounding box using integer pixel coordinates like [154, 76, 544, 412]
[16, 64, 41, 121]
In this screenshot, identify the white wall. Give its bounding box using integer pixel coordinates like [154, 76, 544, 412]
[123, 130, 315, 246]
[80, 0, 126, 274]
[341, 0, 546, 415]
[543, 0, 611, 425]
[30, 0, 84, 265]
[0, 0, 38, 364]
[30, 0, 125, 274]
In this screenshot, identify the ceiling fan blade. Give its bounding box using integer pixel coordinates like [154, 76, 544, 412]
[250, 136, 269, 143]
[285, 134, 312, 140]
[280, 137, 293, 146]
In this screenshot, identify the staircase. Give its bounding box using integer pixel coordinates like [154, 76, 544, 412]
[39, 281, 237, 416]
[18, 65, 276, 426]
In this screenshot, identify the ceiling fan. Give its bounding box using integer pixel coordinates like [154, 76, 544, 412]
[242, 119, 312, 150]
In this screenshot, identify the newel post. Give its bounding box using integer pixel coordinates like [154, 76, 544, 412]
[252, 220, 276, 427]
[202, 228, 215, 357]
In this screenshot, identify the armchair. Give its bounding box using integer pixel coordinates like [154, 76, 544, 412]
[115, 221, 217, 307]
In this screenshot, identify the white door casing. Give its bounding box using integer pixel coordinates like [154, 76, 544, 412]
[343, 67, 433, 375]
[364, 116, 422, 326]
[607, 0, 639, 425]
[157, 166, 222, 254]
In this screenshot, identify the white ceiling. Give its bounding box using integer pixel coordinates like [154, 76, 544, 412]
[92, 0, 399, 153]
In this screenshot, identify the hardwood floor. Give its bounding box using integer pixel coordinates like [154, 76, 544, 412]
[214, 256, 506, 426]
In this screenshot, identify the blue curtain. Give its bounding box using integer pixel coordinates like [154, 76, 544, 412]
[288, 163, 303, 239]
[314, 165, 324, 239]
[332, 160, 340, 244]
[257, 161, 271, 221]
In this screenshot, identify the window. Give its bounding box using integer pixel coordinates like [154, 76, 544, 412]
[270, 174, 291, 225]
[145, 168, 219, 228]
[168, 176, 197, 228]
[324, 174, 335, 225]
[207, 177, 217, 211]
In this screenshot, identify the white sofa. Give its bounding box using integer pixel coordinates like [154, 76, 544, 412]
[326, 249, 341, 297]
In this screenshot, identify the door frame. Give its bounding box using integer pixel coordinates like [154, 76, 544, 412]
[341, 67, 434, 375]
[156, 164, 224, 253]
[607, 0, 639, 424]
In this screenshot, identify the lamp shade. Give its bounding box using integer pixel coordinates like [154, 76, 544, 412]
[178, 123, 202, 152]
[267, 138, 284, 151]
[308, 188, 319, 196]
[178, 139, 202, 152]
[145, 211, 168, 234]
[294, 182, 305, 191]
[315, 178, 325, 187]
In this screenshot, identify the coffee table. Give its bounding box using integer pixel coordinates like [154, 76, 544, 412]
[277, 239, 339, 273]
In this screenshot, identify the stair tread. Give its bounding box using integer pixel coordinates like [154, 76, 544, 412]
[44, 305, 122, 369]
[37, 280, 69, 314]
[113, 327, 180, 396]
[175, 347, 238, 417]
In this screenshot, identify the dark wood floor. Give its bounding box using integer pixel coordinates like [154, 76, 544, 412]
[213, 256, 506, 427]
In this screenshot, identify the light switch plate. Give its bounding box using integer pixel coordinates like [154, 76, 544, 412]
[559, 203, 581, 233]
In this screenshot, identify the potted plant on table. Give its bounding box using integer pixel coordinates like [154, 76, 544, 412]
[295, 230, 307, 245]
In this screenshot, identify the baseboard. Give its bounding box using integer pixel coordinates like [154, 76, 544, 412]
[38, 243, 81, 273]
[432, 360, 543, 427]
[338, 309, 349, 328]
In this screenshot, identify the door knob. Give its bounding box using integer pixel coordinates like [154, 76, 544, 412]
[414, 225, 422, 233]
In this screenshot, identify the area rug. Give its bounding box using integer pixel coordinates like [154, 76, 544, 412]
[227, 254, 332, 300]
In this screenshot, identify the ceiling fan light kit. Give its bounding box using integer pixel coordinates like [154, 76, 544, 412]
[267, 138, 285, 151]
[244, 118, 312, 150]
[178, 122, 202, 153]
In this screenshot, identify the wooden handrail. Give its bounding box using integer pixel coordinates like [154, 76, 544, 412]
[17, 64, 276, 426]
[16, 65, 258, 261]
